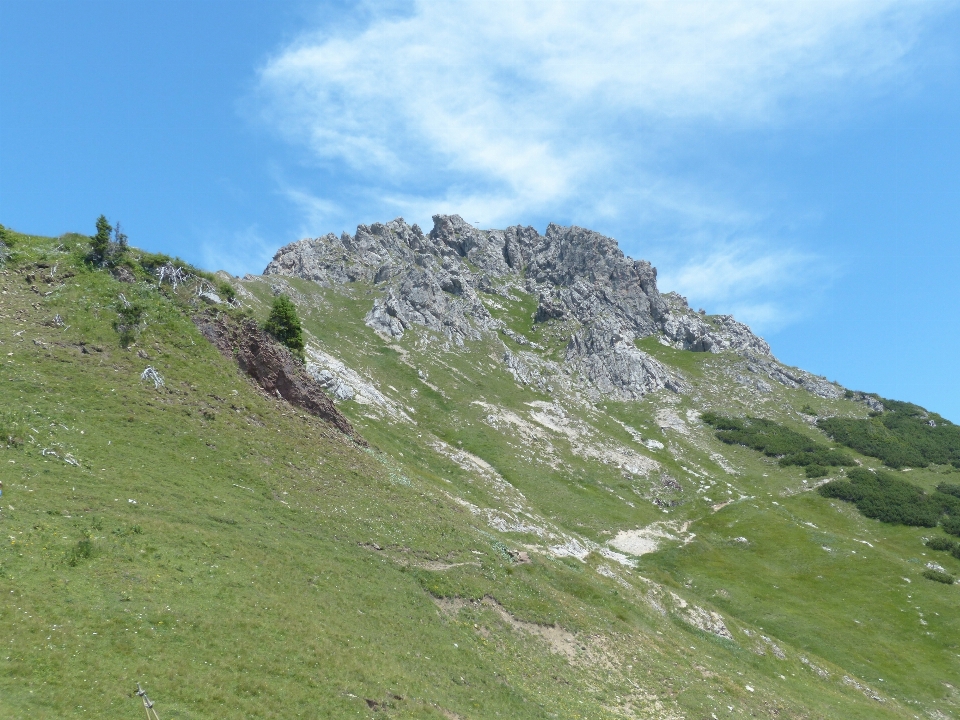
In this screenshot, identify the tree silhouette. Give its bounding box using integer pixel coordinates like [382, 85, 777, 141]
[90, 215, 113, 263]
[264, 295, 305, 359]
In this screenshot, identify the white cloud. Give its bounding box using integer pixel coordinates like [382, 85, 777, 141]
[656, 240, 826, 332]
[283, 186, 341, 235]
[257, 0, 934, 206]
[251, 0, 944, 323]
[661, 243, 810, 300]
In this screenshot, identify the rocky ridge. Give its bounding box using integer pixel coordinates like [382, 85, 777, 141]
[264, 214, 837, 401]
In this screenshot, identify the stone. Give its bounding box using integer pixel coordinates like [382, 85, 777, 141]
[845, 391, 885, 412]
[112, 266, 136, 283]
[263, 213, 829, 401]
[564, 318, 683, 400]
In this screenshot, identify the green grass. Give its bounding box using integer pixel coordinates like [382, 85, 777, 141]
[272, 267, 958, 716]
[478, 287, 539, 337]
[4, 237, 634, 718]
[634, 335, 711, 377]
[646, 493, 960, 711]
[0, 226, 954, 718]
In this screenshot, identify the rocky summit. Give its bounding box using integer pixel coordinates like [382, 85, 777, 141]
[264, 214, 835, 402]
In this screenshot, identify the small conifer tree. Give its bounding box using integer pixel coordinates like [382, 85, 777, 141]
[114, 222, 128, 252]
[264, 295, 305, 359]
[90, 215, 112, 263]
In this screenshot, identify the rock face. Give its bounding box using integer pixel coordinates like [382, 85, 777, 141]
[305, 345, 412, 423]
[564, 318, 684, 399]
[659, 292, 770, 356]
[193, 311, 361, 441]
[264, 214, 775, 400]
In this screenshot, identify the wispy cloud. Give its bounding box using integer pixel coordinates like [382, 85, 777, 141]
[282, 186, 341, 236]
[252, 0, 944, 325]
[258, 1, 933, 209]
[656, 239, 825, 332]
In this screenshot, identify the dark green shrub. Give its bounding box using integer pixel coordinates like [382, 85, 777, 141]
[818, 480, 861, 503]
[779, 449, 855, 468]
[114, 222, 128, 252]
[700, 412, 741, 431]
[217, 281, 236, 303]
[87, 216, 134, 266]
[805, 465, 829, 479]
[113, 296, 146, 347]
[66, 538, 96, 567]
[817, 417, 922, 468]
[136, 250, 174, 272]
[943, 515, 960, 537]
[934, 491, 960, 516]
[925, 536, 957, 552]
[702, 413, 853, 470]
[264, 295, 304, 359]
[937, 482, 960, 499]
[703, 414, 811, 454]
[90, 215, 112, 263]
[952, 544, 960, 561]
[800, 404, 817, 416]
[707, 416, 820, 456]
[818, 468, 942, 527]
[135, 251, 205, 278]
[922, 569, 955, 584]
[851, 468, 940, 526]
[818, 399, 960, 469]
[0, 225, 11, 264]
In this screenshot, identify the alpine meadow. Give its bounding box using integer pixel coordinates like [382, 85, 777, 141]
[1, 215, 958, 719]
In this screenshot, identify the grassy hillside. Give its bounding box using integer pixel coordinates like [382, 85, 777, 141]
[1, 226, 958, 719]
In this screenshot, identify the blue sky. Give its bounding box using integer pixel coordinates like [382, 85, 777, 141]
[2, 1, 959, 420]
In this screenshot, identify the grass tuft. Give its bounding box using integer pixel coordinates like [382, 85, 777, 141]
[65, 538, 97, 567]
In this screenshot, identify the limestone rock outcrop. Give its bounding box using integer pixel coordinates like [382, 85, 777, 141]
[565, 319, 684, 400]
[265, 214, 778, 400]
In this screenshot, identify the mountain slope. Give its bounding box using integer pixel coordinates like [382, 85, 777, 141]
[1, 222, 958, 719]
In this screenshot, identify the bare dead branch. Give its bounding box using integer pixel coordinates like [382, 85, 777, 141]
[140, 366, 165, 389]
[155, 263, 190, 290]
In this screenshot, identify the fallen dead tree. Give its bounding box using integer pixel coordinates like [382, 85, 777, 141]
[154, 263, 240, 307]
[140, 366, 165, 389]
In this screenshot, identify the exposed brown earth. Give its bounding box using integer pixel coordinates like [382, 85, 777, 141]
[193, 310, 362, 441]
